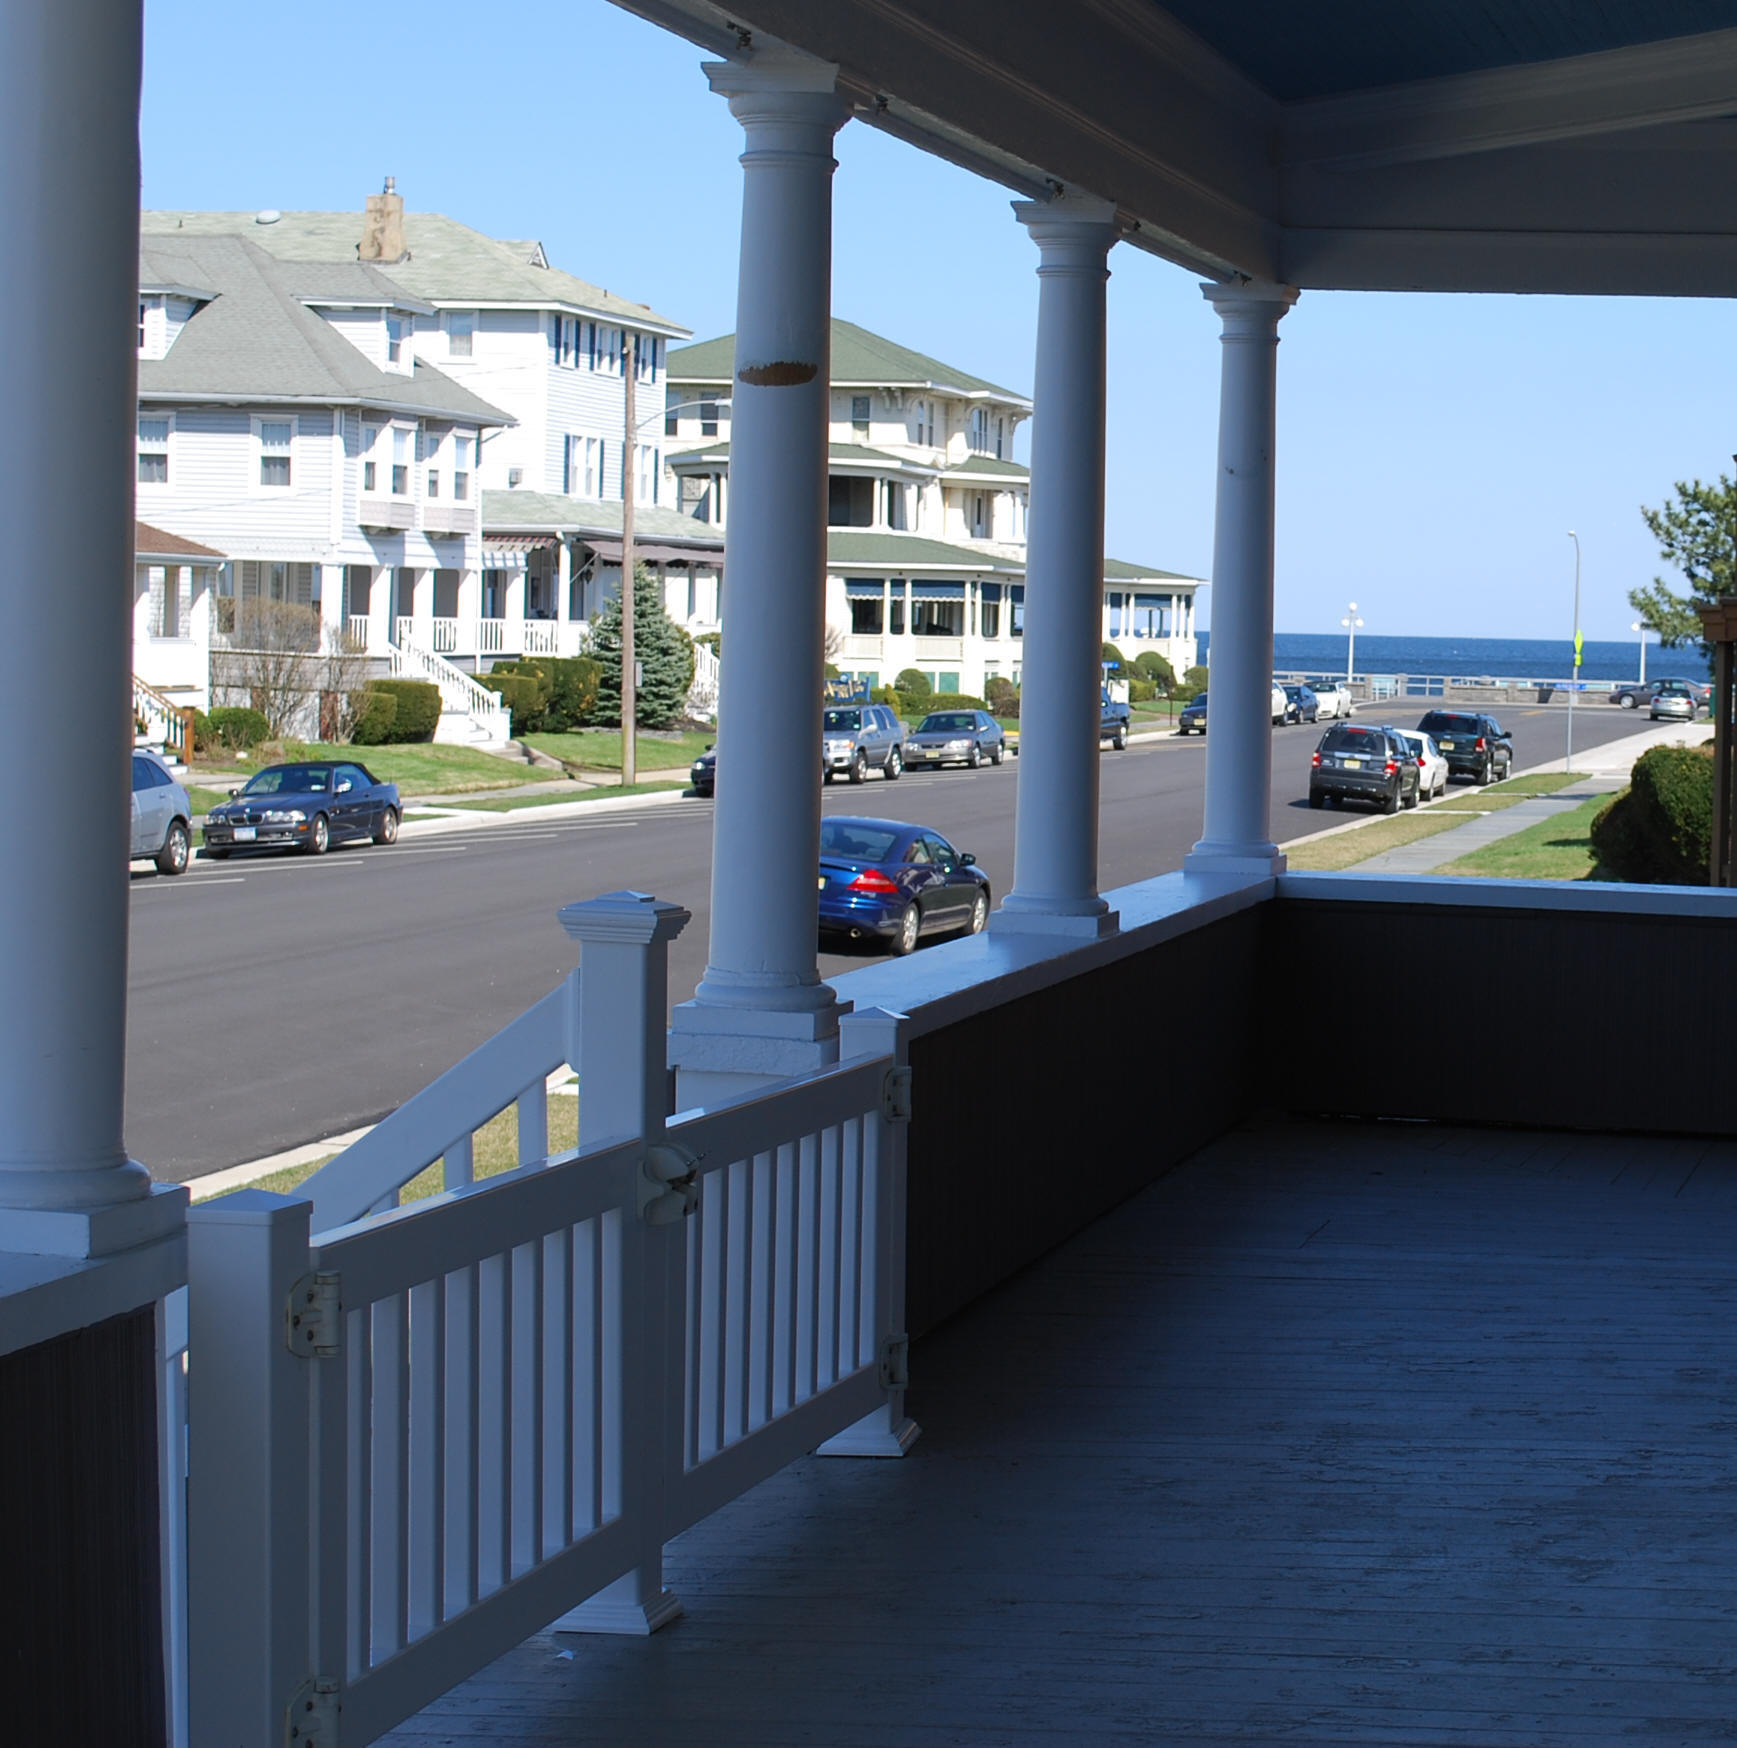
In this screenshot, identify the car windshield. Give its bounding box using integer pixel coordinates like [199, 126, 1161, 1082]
[822, 709, 863, 732]
[1187, 693, 1206, 708]
[819, 820, 904, 862]
[920, 713, 976, 732]
[241, 764, 332, 796]
[1321, 727, 1388, 755]
[1418, 713, 1479, 736]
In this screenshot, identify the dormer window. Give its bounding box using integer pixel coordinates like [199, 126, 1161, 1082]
[447, 310, 475, 358]
[453, 435, 472, 501]
[386, 315, 407, 365]
[392, 427, 410, 495]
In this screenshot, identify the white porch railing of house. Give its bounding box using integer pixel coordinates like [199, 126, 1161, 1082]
[687, 640, 720, 720]
[346, 615, 375, 651]
[521, 619, 587, 658]
[386, 637, 511, 747]
[183, 894, 911, 1748]
[386, 616, 588, 662]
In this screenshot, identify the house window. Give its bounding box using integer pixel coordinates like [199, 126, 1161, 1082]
[700, 399, 719, 438]
[420, 427, 443, 497]
[981, 583, 1002, 640]
[828, 475, 874, 527]
[391, 427, 410, 495]
[386, 315, 406, 365]
[851, 395, 870, 437]
[258, 419, 293, 488]
[995, 416, 1005, 460]
[884, 480, 907, 531]
[888, 581, 906, 637]
[137, 414, 170, 485]
[447, 310, 475, 358]
[665, 401, 680, 437]
[453, 435, 472, 501]
[846, 580, 884, 636]
[969, 407, 990, 453]
[635, 444, 658, 505]
[1010, 584, 1025, 638]
[634, 334, 658, 381]
[911, 581, 963, 638]
[679, 475, 712, 522]
[138, 303, 147, 351]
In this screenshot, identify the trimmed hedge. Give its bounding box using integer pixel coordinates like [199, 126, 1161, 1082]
[206, 706, 270, 751]
[1589, 743, 1713, 885]
[368, 679, 442, 743]
[894, 669, 931, 698]
[479, 671, 544, 731]
[350, 689, 399, 746]
[985, 676, 1019, 719]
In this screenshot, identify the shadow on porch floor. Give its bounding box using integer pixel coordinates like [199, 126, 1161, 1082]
[385, 1114, 1737, 1746]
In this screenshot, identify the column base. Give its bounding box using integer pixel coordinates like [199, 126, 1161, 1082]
[553, 1580, 683, 1637]
[816, 1404, 921, 1458]
[2, 1181, 188, 1260]
[1184, 842, 1286, 879]
[989, 904, 1119, 940]
[669, 995, 849, 1110]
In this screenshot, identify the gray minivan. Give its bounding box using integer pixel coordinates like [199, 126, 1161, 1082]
[822, 704, 904, 783]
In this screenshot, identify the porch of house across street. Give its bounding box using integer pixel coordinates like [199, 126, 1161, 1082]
[7, 2, 1737, 1744]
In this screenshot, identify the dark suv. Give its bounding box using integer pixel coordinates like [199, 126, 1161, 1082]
[1416, 711, 1512, 785]
[1309, 723, 1421, 814]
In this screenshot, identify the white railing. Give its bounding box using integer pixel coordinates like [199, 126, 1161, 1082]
[184, 894, 911, 1747]
[387, 635, 510, 727]
[159, 1286, 190, 1748]
[134, 674, 195, 760]
[477, 617, 506, 655]
[388, 616, 587, 661]
[347, 615, 377, 651]
[687, 641, 720, 720]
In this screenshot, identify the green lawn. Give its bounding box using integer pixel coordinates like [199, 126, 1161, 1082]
[1436, 790, 1613, 881]
[213, 1095, 580, 1206]
[446, 779, 691, 811]
[191, 742, 558, 797]
[523, 729, 713, 774]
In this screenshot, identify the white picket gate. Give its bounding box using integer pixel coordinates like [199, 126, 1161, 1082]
[184, 892, 912, 1747]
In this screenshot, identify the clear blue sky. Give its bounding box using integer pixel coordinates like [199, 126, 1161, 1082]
[141, 0, 1737, 643]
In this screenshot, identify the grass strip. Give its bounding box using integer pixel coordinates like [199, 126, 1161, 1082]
[523, 730, 713, 774]
[446, 780, 692, 812]
[192, 742, 557, 797]
[231, 1095, 581, 1205]
[1285, 810, 1471, 872]
[1436, 790, 1613, 881]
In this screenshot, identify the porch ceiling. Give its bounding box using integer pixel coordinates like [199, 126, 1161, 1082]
[617, 0, 1737, 296]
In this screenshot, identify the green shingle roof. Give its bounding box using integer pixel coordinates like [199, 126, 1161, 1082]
[825, 531, 1024, 572]
[481, 490, 724, 549]
[670, 319, 1030, 407]
[143, 210, 689, 336]
[136, 235, 512, 423]
[941, 456, 1030, 479]
[1103, 557, 1201, 583]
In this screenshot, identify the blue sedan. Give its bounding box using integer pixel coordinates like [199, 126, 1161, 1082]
[818, 816, 990, 955]
[203, 760, 402, 858]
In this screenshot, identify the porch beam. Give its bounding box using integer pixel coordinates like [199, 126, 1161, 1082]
[993, 194, 1121, 940]
[1186, 279, 1297, 880]
[670, 43, 853, 1106]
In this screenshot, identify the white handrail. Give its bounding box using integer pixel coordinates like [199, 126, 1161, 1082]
[386, 632, 507, 723]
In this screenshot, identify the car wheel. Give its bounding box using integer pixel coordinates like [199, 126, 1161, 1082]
[1404, 782, 1419, 810]
[823, 769, 834, 784]
[1620, 693, 1637, 708]
[155, 819, 191, 876]
[305, 812, 330, 855]
[1308, 791, 1324, 809]
[1480, 760, 1495, 787]
[373, 806, 400, 846]
[849, 750, 868, 785]
[966, 889, 989, 934]
[967, 744, 982, 769]
[884, 748, 903, 781]
[1382, 785, 1400, 815]
[1112, 729, 1127, 750]
[991, 744, 1004, 765]
[890, 902, 921, 956]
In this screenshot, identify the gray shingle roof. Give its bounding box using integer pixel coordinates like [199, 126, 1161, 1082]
[143, 210, 688, 336]
[670, 320, 1030, 407]
[825, 531, 1025, 572]
[136, 235, 512, 424]
[481, 490, 724, 550]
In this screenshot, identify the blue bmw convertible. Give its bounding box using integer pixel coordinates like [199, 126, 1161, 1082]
[817, 815, 990, 955]
[203, 760, 401, 858]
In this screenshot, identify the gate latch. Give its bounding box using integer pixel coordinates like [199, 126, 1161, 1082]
[286, 1273, 341, 1359]
[285, 1677, 340, 1745]
[641, 1142, 700, 1224]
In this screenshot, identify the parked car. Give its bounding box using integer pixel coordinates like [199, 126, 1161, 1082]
[1311, 679, 1353, 719]
[1309, 723, 1421, 813]
[1415, 710, 1513, 785]
[1610, 677, 1710, 709]
[1282, 683, 1319, 725]
[130, 748, 193, 876]
[906, 709, 1005, 768]
[690, 745, 716, 796]
[1177, 692, 1208, 734]
[1100, 690, 1131, 750]
[1650, 680, 1701, 721]
[1393, 728, 1449, 802]
[817, 815, 991, 955]
[822, 703, 904, 782]
[1271, 682, 1288, 724]
[203, 761, 401, 857]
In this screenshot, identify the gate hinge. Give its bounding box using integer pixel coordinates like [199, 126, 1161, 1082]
[285, 1677, 341, 1745]
[286, 1272, 341, 1359]
[881, 1065, 913, 1124]
[879, 1333, 910, 1391]
[641, 1141, 701, 1225]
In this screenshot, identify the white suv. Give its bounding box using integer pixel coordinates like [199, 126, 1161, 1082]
[131, 748, 194, 876]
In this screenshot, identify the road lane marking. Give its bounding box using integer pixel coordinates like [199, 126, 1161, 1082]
[134, 875, 246, 890]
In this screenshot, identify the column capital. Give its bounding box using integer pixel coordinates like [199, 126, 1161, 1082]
[1200, 277, 1300, 333]
[1012, 193, 1122, 264]
[704, 45, 852, 133]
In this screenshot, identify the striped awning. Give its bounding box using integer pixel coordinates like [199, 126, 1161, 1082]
[585, 540, 722, 566]
[483, 535, 558, 554]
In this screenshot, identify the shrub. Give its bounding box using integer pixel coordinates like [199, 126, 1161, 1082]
[206, 705, 270, 751]
[350, 689, 399, 746]
[590, 566, 696, 729]
[1101, 642, 1125, 670]
[1133, 650, 1175, 692]
[985, 676, 1020, 719]
[915, 692, 989, 714]
[369, 679, 442, 743]
[1589, 744, 1713, 885]
[1175, 664, 1210, 704]
[872, 685, 902, 710]
[1129, 678, 1158, 704]
[894, 668, 931, 698]
[479, 671, 545, 732]
[189, 709, 216, 755]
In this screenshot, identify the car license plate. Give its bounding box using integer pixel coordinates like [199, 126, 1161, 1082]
[233, 826, 256, 842]
[817, 875, 827, 890]
[1342, 758, 1360, 768]
[1438, 740, 1455, 749]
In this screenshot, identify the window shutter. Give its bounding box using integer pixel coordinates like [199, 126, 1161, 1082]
[292, 564, 314, 606]
[239, 561, 261, 601]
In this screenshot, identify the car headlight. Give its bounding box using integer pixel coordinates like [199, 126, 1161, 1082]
[946, 739, 971, 750]
[261, 808, 305, 824]
[825, 739, 850, 756]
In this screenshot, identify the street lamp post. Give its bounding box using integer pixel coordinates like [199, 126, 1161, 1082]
[1340, 602, 1363, 686]
[1632, 620, 1647, 686]
[1566, 530, 1582, 774]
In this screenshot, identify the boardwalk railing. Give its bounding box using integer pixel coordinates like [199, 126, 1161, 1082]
[185, 892, 912, 1747]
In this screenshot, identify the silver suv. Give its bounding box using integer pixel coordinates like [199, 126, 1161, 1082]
[131, 747, 194, 875]
[822, 704, 904, 783]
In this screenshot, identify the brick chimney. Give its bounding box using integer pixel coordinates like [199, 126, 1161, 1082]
[359, 176, 407, 263]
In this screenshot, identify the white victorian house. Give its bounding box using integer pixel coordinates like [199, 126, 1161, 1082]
[666, 319, 1200, 696]
[146, 187, 725, 671]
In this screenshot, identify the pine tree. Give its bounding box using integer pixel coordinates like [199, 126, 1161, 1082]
[589, 564, 697, 729]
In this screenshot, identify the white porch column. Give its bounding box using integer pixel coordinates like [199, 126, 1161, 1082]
[504, 561, 527, 648]
[670, 47, 851, 1108]
[992, 194, 1120, 940]
[1186, 280, 1298, 878]
[317, 563, 345, 644]
[455, 566, 480, 650]
[367, 563, 391, 649]
[0, 0, 181, 1253]
[556, 538, 573, 625]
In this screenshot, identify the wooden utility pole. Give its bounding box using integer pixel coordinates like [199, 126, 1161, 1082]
[621, 330, 638, 787]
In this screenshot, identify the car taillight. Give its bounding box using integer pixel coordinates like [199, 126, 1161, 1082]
[1417, 757, 1427, 768]
[849, 869, 900, 893]
[1385, 760, 1397, 774]
[1311, 752, 1321, 768]
[1475, 736, 1487, 750]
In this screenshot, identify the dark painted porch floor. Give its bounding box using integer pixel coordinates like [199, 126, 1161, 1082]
[386, 1116, 1737, 1746]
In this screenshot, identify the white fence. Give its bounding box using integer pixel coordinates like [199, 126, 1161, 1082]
[382, 616, 589, 662]
[184, 893, 912, 1746]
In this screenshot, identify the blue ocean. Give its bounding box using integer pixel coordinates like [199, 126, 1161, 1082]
[1196, 632, 1708, 686]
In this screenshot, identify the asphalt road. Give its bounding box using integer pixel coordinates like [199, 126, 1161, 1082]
[132, 701, 1649, 1182]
